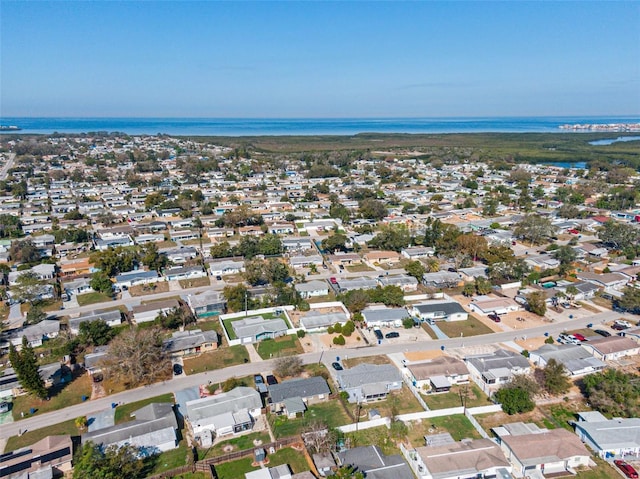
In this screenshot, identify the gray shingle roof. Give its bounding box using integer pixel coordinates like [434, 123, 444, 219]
[337, 363, 401, 389]
[268, 376, 330, 403]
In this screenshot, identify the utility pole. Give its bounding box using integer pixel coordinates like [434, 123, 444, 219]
[244, 289, 248, 317]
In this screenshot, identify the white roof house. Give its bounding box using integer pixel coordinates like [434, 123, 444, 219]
[573, 412, 640, 458]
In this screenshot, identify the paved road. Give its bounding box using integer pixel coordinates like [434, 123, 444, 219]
[0, 153, 16, 181]
[0, 309, 621, 440]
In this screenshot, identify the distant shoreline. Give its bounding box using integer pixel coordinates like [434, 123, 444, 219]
[1, 116, 639, 136]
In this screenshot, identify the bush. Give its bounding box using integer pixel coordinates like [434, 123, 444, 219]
[342, 320, 355, 337]
[327, 326, 334, 334]
[296, 329, 306, 338]
[332, 335, 346, 346]
[544, 336, 555, 344]
[521, 349, 530, 358]
[333, 323, 343, 334]
[273, 356, 303, 378]
[402, 317, 414, 329]
[494, 386, 535, 415]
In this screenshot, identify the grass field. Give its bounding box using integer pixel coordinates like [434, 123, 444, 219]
[130, 281, 170, 297]
[421, 323, 438, 339]
[575, 456, 623, 479]
[179, 276, 211, 289]
[423, 384, 490, 410]
[201, 431, 272, 460]
[183, 345, 250, 374]
[435, 315, 495, 337]
[12, 373, 93, 420]
[213, 447, 310, 479]
[429, 414, 482, 441]
[147, 440, 190, 475]
[269, 401, 350, 438]
[114, 393, 174, 424]
[77, 292, 113, 306]
[342, 355, 391, 368]
[5, 419, 79, 452]
[356, 386, 424, 417]
[256, 335, 303, 360]
[344, 426, 399, 456]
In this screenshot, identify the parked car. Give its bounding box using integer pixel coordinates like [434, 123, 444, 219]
[266, 375, 278, 385]
[614, 460, 639, 479]
[385, 331, 400, 339]
[612, 323, 630, 331]
[216, 275, 222, 281]
[488, 313, 501, 322]
[572, 333, 586, 342]
[373, 328, 384, 340]
[330, 277, 338, 284]
[594, 329, 611, 337]
[254, 374, 264, 384]
[331, 362, 343, 371]
[173, 363, 183, 375]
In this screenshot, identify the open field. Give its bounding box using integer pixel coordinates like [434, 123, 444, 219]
[77, 292, 113, 306]
[129, 281, 170, 296]
[422, 383, 490, 410]
[213, 447, 308, 479]
[183, 345, 250, 374]
[436, 316, 495, 338]
[256, 335, 303, 359]
[179, 276, 211, 289]
[269, 401, 350, 438]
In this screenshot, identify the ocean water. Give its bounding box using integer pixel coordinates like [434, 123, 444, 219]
[588, 135, 640, 146]
[1, 116, 639, 136]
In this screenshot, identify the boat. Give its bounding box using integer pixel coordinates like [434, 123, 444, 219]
[0, 125, 22, 131]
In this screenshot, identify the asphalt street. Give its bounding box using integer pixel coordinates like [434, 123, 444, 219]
[0, 308, 622, 440]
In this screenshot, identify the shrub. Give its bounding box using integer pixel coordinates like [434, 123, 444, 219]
[297, 329, 306, 338]
[544, 336, 555, 344]
[402, 317, 414, 329]
[521, 350, 530, 358]
[332, 335, 346, 346]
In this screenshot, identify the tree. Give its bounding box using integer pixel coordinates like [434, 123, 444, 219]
[513, 215, 556, 245]
[553, 245, 577, 275]
[542, 358, 570, 396]
[223, 284, 251, 312]
[615, 286, 640, 314]
[322, 233, 348, 253]
[402, 317, 415, 329]
[328, 466, 365, 479]
[462, 282, 476, 297]
[333, 335, 346, 345]
[258, 234, 283, 256]
[302, 422, 336, 454]
[487, 259, 530, 283]
[0, 214, 22, 238]
[358, 198, 387, 220]
[244, 258, 289, 286]
[9, 239, 41, 264]
[494, 385, 535, 415]
[90, 247, 139, 277]
[90, 271, 114, 295]
[156, 306, 195, 330]
[582, 369, 640, 418]
[404, 260, 426, 281]
[368, 224, 411, 252]
[598, 219, 640, 250]
[273, 356, 303, 378]
[475, 276, 492, 295]
[140, 243, 168, 272]
[8, 337, 48, 399]
[73, 442, 144, 479]
[75, 416, 88, 431]
[25, 304, 47, 325]
[455, 234, 488, 261]
[78, 319, 115, 347]
[526, 291, 547, 316]
[102, 327, 170, 387]
[210, 241, 233, 258]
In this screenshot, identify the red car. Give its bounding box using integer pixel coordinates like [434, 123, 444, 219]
[572, 333, 586, 342]
[614, 460, 638, 479]
[329, 277, 338, 284]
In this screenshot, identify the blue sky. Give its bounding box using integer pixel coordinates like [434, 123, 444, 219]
[1, 1, 639, 118]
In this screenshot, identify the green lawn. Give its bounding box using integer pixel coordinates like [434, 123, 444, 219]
[423, 384, 490, 410]
[5, 419, 79, 452]
[222, 313, 290, 340]
[12, 373, 93, 420]
[429, 414, 481, 441]
[435, 315, 495, 338]
[77, 291, 113, 306]
[540, 403, 588, 431]
[202, 431, 271, 460]
[147, 440, 190, 475]
[356, 386, 424, 417]
[270, 401, 350, 438]
[575, 456, 621, 479]
[183, 345, 249, 374]
[256, 335, 303, 360]
[114, 393, 174, 424]
[345, 426, 399, 456]
[214, 447, 308, 479]
[421, 323, 438, 339]
[346, 264, 375, 272]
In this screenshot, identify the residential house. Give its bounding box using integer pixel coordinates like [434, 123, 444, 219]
[524, 253, 560, 271]
[59, 257, 93, 278]
[328, 253, 362, 267]
[334, 277, 378, 292]
[170, 230, 199, 242]
[529, 344, 605, 377]
[496, 427, 591, 477]
[162, 246, 198, 264]
[268, 376, 330, 417]
[336, 363, 402, 403]
[580, 336, 640, 361]
[298, 309, 348, 332]
[289, 255, 324, 269]
[468, 297, 521, 316]
[231, 316, 289, 343]
[554, 281, 599, 301]
[337, 445, 414, 479]
[84, 346, 109, 376]
[576, 272, 629, 290]
[63, 277, 93, 296]
[410, 301, 468, 323]
[163, 329, 219, 357]
[361, 306, 410, 328]
[421, 271, 461, 289]
[131, 299, 181, 324]
[377, 274, 419, 292]
[406, 439, 511, 479]
[465, 349, 532, 395]
[94, 235, 135, 250]
[114, 269, 161, 289]
[295, 280, 329, 299]
[405, 356, 469, 391]
[401, 247, 435, 259]
[82, 402, 179, 454]
[312, 452, 336, 477]
[0, 435, 73, 479]
[186, 387, 263, 439]
[207, 258, 245, 276]
[573, 411, 640, 458]
[364, 250, 402, 266]
[68, 309, 122, 335]
[7, 320, 60, 349]
[246, 465, 292, 479]
[282, 238, 314, 252]
[187, 290, 226, 318]
[164, 265, 207, 281]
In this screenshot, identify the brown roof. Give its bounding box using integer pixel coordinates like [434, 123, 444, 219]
[416, 438, 510, 476]
[500, 429, 590, 464]
[586, 336, 639, 355]
[407, 356, 469, 381]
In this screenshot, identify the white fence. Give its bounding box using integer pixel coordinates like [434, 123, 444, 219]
[337, 417, 390, 433]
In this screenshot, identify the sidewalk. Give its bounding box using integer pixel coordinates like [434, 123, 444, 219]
[245, 343, 263, 363]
